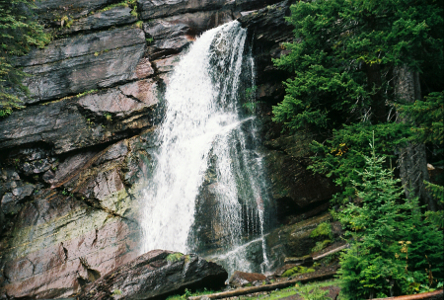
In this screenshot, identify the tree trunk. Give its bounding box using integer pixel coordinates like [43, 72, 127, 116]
[394, 66, 436, 211]
[365, 63, 386, 123]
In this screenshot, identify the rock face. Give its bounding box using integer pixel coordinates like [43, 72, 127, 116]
[17, 27, 147, 104]
[0, 0, 338, 298]
[79, 250, 228, 300]
[239, 2, 338, 215]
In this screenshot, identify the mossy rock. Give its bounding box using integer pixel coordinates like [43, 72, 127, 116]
[166, 252, 184, 263]
[281, 266, 315, 277]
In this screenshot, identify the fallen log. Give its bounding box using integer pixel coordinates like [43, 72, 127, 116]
[188, 270, 337, 300]
[370, 289, 443, 300]
[313, 244, 349, 261]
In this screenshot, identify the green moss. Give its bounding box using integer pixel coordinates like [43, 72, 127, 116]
[166, 288, 215, 300]
[99, 0, 138, 13]
[166, 252, 183, 263]
[311, 239, 332, 253]
[76, 89, 98, 98]
[282, 266, 315, 277]
[135, 21, 143, 29]
[310, 222, 332, 239]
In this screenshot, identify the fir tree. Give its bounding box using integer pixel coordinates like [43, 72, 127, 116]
[337, 140, 444, 298]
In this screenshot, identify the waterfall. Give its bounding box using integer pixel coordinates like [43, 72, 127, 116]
[141, 21, 273, 275]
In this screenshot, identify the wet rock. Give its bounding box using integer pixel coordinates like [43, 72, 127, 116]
[153, 55, 182, 73]
[79, 250, 228, 300]
[15, 27, 146, 104]
[239, 0, 293, 86]
[229, 271, 266, 287]
[20, 158, 54, 176]
[144, 11, 233, 59]
[139, 0, 226, 20]
[78, 90, 148, 117]
[134, 57, 156, 79]
[265, 213, 333, 263]
[0, 188, 141, 299]
[1, 184, 35, 215]
[60, 6, 138, 34]
[0, 86, 159, 154]
[34, 0, 120, 24]
[233, 0, 285, 12]
[119, 79, 159, 106]
[261, 134, 338, 210]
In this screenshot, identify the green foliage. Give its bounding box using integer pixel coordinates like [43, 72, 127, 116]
[282, 266, 315, 277]
[0, 108, 12, 118]
[337, 143, 444, 298]
[311, 240, 332, 254]
[135, 21, 143, 29]
[399, 91, 444, 168]
[1, 0, 51, 112]
[272, 0, 443, 133]
[76, 89, 98, 98]
[165, 288, 214, 300]
[309, 123, 411, 204]
[424, 181, 444, 228]
[166, 252, 183, 263]
[310, 222, 333, 239]
[99, 0, 138, 13]
[297, 285, 332, 300]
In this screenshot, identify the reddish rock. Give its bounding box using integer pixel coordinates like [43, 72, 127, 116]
[229, 271, 266, 287]
[119, 79, 159, 107]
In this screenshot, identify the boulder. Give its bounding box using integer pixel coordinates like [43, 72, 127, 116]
[79, 250, 228, 300]
[229, 271, 266, 287]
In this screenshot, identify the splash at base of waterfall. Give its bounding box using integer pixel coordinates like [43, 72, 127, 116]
[140, 21, 274, 275]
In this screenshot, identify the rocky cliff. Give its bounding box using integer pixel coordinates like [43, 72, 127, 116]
[0, 0, 337, 298]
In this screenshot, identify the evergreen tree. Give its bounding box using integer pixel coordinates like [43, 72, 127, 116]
[273, 0, 443, 207]
[0, 0, 50, 116]
[337, 141, 444, 298]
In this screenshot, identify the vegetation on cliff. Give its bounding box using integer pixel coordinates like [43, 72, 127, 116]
[0, 0, 50, 115]
[273, 0, 444, 297]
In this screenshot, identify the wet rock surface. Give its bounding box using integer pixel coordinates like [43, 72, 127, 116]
[17, 27, 147, 104]
[0, 87, 160, 154]
[265, 213, 341, 266]
[79, 250, 228, 300]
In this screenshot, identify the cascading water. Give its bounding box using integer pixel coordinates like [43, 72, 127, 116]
[141, 21, 273, 275]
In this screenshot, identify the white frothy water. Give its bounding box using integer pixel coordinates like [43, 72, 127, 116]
[141, 21, 272, 274]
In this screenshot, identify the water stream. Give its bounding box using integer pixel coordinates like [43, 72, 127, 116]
[141, 21, 273, 275]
